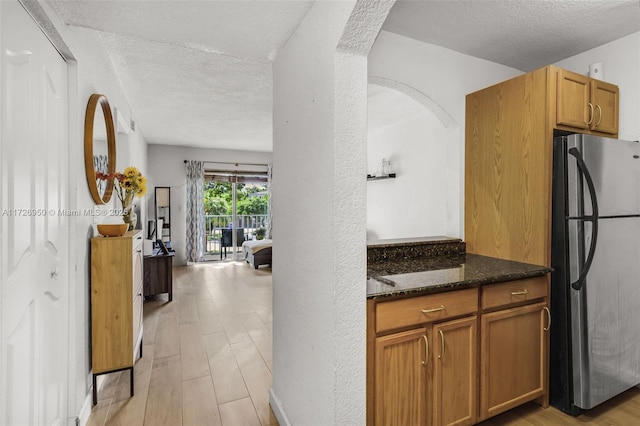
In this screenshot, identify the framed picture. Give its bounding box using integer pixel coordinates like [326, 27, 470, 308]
[156, 239, 169, 255]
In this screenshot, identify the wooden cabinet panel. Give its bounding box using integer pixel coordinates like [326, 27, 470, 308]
[433, 316, 477, 426]
[591, 79, 619, 135]
[481, 276, 547, 310]
[143, 254, 174, 301]
[375, 328, 430, 426]
[132, 236, 143, 297]
[556, 69, 591, 130]
[133, 288, 143, 355]
[466, 65, 619, 268]
[91, 233, 137, 373]
[465, 67, 551, 266]
[479, 302, 548, 420]
[369, 279, 549, 425]
[90, 230, 143, 404]
[555, 68, 619, 136]
[376, 288, 478, 333]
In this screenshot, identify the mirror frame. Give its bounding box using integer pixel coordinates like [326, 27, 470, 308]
[84, 93, 116, 204]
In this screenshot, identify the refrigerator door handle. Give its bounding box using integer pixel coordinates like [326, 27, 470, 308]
[569, 147, 599, 291]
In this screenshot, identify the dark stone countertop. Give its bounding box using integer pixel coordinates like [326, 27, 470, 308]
[367, 252, 552, 299]
[367, 236, 465, 263]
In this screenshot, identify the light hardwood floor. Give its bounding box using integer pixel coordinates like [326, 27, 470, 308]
[87, 260, 640, 425]
[87, 260, 277, 426]
[478, 387, 640, 425]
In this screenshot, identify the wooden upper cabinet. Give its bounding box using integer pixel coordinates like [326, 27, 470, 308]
[591, 79, 619, 135]
[465, 65, 620, 267]
[556, 68, 619, 135]
[465, 67, 550, 266]
[556, 69, 591, 130]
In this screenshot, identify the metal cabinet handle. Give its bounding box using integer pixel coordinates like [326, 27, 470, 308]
[438, 330, 445, 360]
[421, 305, 445, 314]
[595, 104, 602, 126]
[511, 289, 528, 296]
[422, 335, 429, 366]
[587, 102, 594, 125]
[543, 307, 551, 331]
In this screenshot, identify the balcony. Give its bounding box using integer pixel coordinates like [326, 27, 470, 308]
[205, 214, 268, 258]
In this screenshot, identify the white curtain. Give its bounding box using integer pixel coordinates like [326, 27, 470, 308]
[266, 163, 273, 239]
[185, 160, 206, 262]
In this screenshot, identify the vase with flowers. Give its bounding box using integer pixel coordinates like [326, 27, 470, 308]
[97, 166, 147, 231]
[115, 166, 147, 230]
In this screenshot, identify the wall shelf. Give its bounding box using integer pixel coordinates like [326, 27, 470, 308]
[367, 173, 396, 181]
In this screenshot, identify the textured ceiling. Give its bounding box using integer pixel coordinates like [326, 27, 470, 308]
[49, 0, 314, 152]
[383, 0, 640, 72]
[48, 0, 640, 152]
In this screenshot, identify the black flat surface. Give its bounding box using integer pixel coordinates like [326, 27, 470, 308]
[367, 253, 552, 299]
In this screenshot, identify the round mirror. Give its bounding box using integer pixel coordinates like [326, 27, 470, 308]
[84, 94, 116, 204]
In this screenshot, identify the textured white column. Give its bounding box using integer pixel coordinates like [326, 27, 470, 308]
[271, 1, 394, 424]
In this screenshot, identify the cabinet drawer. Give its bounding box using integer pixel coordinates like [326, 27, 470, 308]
[481, 277, 547, 310]
[376, 288, 478, 334]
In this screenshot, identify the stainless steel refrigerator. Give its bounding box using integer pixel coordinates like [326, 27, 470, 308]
[550, 133, 640, 415]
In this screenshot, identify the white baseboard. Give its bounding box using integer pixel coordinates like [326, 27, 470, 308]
[76, 392, 92, 426]
[76, 371, 103, 426]
[269, 387, 291, 426]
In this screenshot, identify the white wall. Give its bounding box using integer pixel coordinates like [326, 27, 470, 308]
[555, 31, 640, 141]
[366, 31, 640, 243]
[31, 3, 148, 421]
[271, 1, 391, 424]
[67, 28, 149, 422]
[367, 31, 521, 239]
[367, 84, 458, 239]
[146, 144, 272, 266]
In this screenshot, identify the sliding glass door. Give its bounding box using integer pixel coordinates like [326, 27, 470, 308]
[203, 172, 268, 260]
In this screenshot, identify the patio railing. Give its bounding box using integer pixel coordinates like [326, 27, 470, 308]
[204, 214, 268, 256]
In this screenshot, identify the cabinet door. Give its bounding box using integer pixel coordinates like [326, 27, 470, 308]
[132, 237, 143, 297]
[375, 328, 430, 426]
[133, 287, 143, 358]
[132, 237, 144, 357]
[590, 79, 619, 135]
[480, 302, 548, 420]
[556, 69, 591, 131]
[432, 316, 477, 426]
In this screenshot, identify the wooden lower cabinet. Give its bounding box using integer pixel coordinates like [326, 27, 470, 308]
[368, 278, 549, 426]
[375, 328, 430, 426]
[433, 316, 477, 426]
[91, 230, 144, 405]
[143, 253, 174, 301]
[373, 317, 477, 426]
[479, 302, 548, 421]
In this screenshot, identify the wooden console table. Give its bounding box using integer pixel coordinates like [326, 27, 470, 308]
[143, 250, 174, 301]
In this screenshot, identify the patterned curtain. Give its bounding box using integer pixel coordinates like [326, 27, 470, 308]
[185, 160, 206, 262]
[266, 163, 273, 239]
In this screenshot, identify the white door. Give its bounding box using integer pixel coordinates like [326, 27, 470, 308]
[1, 1, 69, 425]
